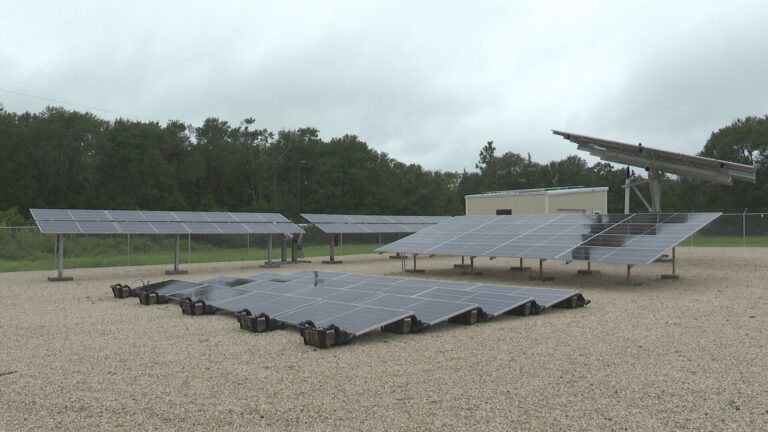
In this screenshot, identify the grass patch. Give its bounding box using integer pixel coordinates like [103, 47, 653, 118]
[0, 243, 380, 273]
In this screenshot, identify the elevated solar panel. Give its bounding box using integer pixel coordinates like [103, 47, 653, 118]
[31, 209, 302, 235]
[106, 210, 146, 221]
[376, 213, 721, 265]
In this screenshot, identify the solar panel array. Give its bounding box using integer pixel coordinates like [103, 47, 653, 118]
[30, 209, 304, 235]
[302, 213, 452, 234]
[135, 270, 588, 341]
[376, 213, 721, 265]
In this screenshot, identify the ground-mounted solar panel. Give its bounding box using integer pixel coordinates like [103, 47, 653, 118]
[172, 211, 209, 222]
[138, 279, 204, 296]
[213, 222, 250, 234]
[213, 291, 319, 315]
[140, 211, 179, 222]
[115, 221, 157, 234]
[30, 208, 74, 221]
[68, 209, 111, 221]
[149, 221, 189, 234]
[183, 222, 222, 234]
[377, 213, 721, 266]
[77, 221, 121, 234]
[258, 213, 292, 223]
[229, 213, 265, 223]
[36, 220, 82, 234]
[275, 301, 413, 336]
[200, 212, 237, 222]
[106, 210, 146, 221]
[201, 275, 256, 288]
[167, 285, 252, 303]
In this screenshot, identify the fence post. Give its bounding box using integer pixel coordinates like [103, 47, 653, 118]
[743, 209, 747, 247]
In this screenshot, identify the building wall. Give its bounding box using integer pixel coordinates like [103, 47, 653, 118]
[465, 189, 607, 215]
[465, 194, 546, 215]
[548, 191, 607, 214]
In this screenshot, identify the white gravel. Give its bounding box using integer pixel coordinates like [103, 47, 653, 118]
[0, 248, 766, 431]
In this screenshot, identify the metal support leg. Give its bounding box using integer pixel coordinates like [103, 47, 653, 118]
[454, 255, 471, 269]
[460, 256, 483, 276]
[617, 264, 642, 286]
[165, 235, 188, 275]
[405, 253, 425, 273]
[577, 261, 599, 275]
[48, 234, 73, 282]
[290, 235, 311, 264]
[661, 247, 680, 280]
[510, 257, 530, 271]
[323, 235, 342, 264]
[261, 234, 280, 268]
[529, 259, 554, 282]
[280, 236, 288, 263]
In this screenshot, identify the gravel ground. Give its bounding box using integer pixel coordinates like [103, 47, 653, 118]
[0, 248, 766, 431]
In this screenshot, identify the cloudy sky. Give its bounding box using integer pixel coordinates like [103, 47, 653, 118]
[2, 0, 767, 171]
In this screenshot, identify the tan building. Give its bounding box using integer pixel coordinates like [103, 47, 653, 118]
[465, 186, 608, 215]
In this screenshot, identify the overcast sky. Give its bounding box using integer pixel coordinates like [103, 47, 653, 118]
[2, 0, 767, 171]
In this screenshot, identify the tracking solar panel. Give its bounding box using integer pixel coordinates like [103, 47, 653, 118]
[376, 213, 720, 265]
[106, 210, 146, 221]
[77, 221, 121, 234]
[36, 220, 81, 234]
[115, 221, 157, 234]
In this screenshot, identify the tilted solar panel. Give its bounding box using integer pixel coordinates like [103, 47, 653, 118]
[376, 213, 720, 265]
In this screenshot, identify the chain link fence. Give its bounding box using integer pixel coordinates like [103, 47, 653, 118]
[1, 213, 765, 271]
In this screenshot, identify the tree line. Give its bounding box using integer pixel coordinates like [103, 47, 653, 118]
[0, 105, 766, 225]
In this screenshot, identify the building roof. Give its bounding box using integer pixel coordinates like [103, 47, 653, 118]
[465, 186, 608, 199]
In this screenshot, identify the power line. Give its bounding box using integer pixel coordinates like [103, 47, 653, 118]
[0, 87, 156, 121]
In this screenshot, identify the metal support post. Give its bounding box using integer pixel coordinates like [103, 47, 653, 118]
[661, 247, 680, 280]
[510, 257, 530, 271]
[165, 235, 188, 275]
[405, 253, 425, 273]
[617, 264, 642, 286]
[454, 255, 470, 269]
[577, 261, 599, 275]
[48, 234, 73, 282]
[289, 235, 311, 264]
[461, 256, 483, 276]
[280, 236, 288, 263]
[529, 258, 554, 282]
[323, 234, 342, 264]
[261, 234, 280, 268]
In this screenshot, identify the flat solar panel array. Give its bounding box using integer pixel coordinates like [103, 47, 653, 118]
[131, 270, 588, 345]
[376, 213, 721, 265]
[302, 213, 451, 234]
[30, 209, 304, 234]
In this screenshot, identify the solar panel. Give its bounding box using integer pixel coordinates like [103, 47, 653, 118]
[202, 212, 238, 222]
[68, 210, 111, 221]
[77, 221, 121, 234]
[183, 222, 222, 234]
[167, 285, 252, 303]
[140, 211, 179, 222]
[106, 210, 146, 221]
[115, 221, 157, 234]
[201, 276, 256, 288]
[213, 223, 251, 234]
[139, 279, 204, 296]
[275, 301, 413, 336]
[36, 220, 81, 234]
[376, 213, 720, 265]
[172, 211, 209, 222]
[149, 221, 190, 234]
[229, 213, 266, 223]
[213, 292, 319, 315]
[303, 213, 451, 234]
[30, 209, 74, 221]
